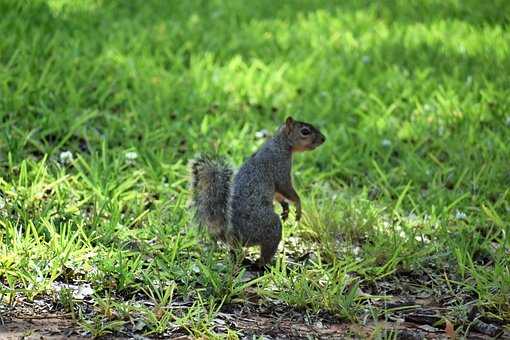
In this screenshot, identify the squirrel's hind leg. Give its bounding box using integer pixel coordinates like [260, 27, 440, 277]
[257, 215, 282, 268]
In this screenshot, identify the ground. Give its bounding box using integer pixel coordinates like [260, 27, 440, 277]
[0, 0, 509, 338]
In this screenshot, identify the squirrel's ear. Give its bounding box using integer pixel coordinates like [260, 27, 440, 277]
[285, 116, 294, 130]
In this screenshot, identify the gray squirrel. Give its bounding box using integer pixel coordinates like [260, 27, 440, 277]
[190, 117, 326, 267]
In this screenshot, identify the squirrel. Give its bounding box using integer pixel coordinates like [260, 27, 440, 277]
[189, 116, 326, 267]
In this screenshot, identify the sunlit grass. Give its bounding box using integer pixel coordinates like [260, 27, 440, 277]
[1, 0, 509, 337]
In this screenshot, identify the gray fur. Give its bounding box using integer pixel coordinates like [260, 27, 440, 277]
[189, 155, 232, 241]
[189, 118, 325, 266]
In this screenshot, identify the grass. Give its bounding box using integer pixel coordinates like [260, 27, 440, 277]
[1, 0, 509, 337]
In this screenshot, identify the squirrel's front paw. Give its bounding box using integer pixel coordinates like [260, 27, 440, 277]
[280, 201, 289, 221]
[295, 208, 302, 222]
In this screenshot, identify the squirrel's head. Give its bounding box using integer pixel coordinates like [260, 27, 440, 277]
[282, 116, 326, 152]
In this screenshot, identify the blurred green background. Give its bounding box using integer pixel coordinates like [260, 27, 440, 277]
[1, 0, 509, 203]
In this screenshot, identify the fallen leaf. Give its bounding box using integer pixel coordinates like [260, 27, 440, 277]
[445, 319, 456, 339]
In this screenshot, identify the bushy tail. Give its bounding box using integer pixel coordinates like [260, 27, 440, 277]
[189, 154, 233, 241]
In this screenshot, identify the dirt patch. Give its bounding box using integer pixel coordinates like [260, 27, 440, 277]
[0, 316, 88, 340]
[1, 292, 508, 339]
[0, 309, 508, 339]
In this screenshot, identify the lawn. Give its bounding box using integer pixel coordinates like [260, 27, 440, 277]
[1, 0, 509, 338]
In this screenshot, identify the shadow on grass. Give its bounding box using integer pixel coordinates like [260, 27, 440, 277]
[1, 0, 509, 161]
[11, 0, 510, 25]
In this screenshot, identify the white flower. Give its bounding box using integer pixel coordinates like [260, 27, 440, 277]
[255, 129, 269, 139]
[381, 139, 391, 147]
[455, 210, 467, 221]
[59, 150, 74, 164]
[423, 104, 435, 113]
[407, 213, 418, 222]
[415, 235, 431, 244]
[125, 151, 138, 162]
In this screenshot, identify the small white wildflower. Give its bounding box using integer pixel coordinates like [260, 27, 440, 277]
[191, 264, 201, 273]
[125, 151, 138, 163]
[361, 55, 371, 64]
[455, 210, 467, 221]
[59, 150, 74, 164]
[381, 139, 391, 147]
[415, 235, 431, 244]
[423, 104, 436, 113]
[408, 213, 418, 222]
[255, 129, 269, 139]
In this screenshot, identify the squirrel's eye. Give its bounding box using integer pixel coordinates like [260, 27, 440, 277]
[300, 127, 311, 136]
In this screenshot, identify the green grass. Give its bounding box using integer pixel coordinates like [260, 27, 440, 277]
[1, 0, 509, 337]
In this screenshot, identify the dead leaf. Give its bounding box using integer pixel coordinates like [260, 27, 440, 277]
[445, 319, 456, 339]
